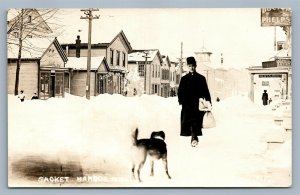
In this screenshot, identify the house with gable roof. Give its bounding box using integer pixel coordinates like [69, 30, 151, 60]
[127, 49, 163, 96]
[60, 30, 132, 95]
[7, 8, 53, 39]
[161, 55, 171, 97]
[65, 56, 110, 96]
[7, 9, 73, 100]
[8, 37, 69, 99]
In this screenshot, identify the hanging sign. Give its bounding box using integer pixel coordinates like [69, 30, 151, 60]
[261, 8, 291, 26]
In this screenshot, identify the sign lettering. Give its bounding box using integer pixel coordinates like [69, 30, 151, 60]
[261, 8, 291, 26]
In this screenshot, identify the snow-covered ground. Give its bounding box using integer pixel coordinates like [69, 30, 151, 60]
[8, 94, 291, 187]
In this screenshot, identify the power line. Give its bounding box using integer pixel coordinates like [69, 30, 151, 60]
[80, 8, 99, 100]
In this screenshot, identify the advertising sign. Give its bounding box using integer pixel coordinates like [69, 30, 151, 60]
[261, 8, 291, 26]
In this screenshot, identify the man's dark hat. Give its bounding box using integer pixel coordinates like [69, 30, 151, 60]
[186, 56, 196, 66]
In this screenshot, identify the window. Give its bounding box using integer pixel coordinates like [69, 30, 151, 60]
[55, 73, 64, 97]
[152, 65, 154, 77]
[13, 32, 19, 38]
[110, 49, 114, 65]
[24, 15, 32, 23]
[116, 51, 120, 66]
[97, 74, 106, 94]
[158, 66, 160, 78]
[122, 52, 126, 67]
[138, 63, 145, 76]
[27, 15, 32, 23]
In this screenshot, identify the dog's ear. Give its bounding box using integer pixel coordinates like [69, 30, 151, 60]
[160, 131, 165, 140]
[150, 131, 155, 139]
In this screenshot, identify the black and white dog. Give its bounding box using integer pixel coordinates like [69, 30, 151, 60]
[131, 128, 171, 182]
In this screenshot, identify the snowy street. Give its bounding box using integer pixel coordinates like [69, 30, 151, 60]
[8, 94, 291, 187]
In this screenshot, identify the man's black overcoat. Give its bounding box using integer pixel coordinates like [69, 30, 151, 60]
[178, 72, 211, 136]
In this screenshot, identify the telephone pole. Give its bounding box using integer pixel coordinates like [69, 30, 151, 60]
[177, 42, 184, 81]
[81, 9, 99, 99]
[143, 50, 150, 94]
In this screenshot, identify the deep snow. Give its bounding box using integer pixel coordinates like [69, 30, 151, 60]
[8, 94, 291, 187]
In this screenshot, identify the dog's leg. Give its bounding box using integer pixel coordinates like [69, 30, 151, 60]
[137, 162, 145, 182]
[162, 154, 171, 179]
[150, 160, 154, 176]
[131, 164, 136, 179]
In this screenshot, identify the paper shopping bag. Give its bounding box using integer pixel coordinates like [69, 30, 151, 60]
[203, 111, 216, 128]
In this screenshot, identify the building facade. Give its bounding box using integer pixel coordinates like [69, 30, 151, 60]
[8, 38, 69, 100]
[61, 31, 132, 96]
[127, 49, 163, 96]
[248, 56, 292, 104]
[161, 56, 171, 97]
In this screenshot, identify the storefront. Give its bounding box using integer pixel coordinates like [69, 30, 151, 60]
[39, 68, 70, 99]
[248, 58, 292, 104]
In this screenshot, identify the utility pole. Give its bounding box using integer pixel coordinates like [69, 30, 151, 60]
[143, 50, 150, 94]
[81, 8, 99, 99]
[177, 42, 184, 82]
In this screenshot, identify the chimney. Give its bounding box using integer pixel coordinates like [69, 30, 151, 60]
[76, 35, 81, 58]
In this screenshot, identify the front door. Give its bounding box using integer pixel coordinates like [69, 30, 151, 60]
[40, 71, 64, 99]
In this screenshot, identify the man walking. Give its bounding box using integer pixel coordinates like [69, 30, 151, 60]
[178, 56, 212, 147]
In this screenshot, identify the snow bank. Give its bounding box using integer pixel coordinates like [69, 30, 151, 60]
[8, 94, 291, 187]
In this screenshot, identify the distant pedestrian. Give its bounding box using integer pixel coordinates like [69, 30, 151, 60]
[178, 56, 212, 147]
[18, 90, 25, 102]
[133, 88, 137, 96]
[123, 90, 128, 97]
[170, 89, 175, 97]
[262, 90, 269, 106]
[269, 98, 272, 104]
[31, 93, 38, 100]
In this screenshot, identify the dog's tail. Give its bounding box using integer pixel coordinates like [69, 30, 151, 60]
[132, 128, 138, 146]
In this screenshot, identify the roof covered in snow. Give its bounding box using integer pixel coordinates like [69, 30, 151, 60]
[194, 46, 212, 54]
[7, 37, 67, 62]
[264, 49, 292, 62]
[54, 10, 132, 51]
[128, 49, 161, 62]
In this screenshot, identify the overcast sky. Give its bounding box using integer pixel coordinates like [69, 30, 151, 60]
[56, 8, 287, 69]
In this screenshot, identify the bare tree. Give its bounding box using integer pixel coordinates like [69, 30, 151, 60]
[7, 8, 62, 95]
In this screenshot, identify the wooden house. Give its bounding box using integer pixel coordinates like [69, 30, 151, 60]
[161, 55, 171, 97]
[65, 57, 110, 96]
[61, 30, 132, 96]
[128, 49, 163, 96]
[7, 38, 69, 100]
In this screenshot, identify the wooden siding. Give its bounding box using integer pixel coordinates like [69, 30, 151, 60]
[149, 54, 161, 95]
[70, 71, 96, 97]
[107, 36, 128, 69]
[7, 61, 39, 99]
[67, 48, 106, 58]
